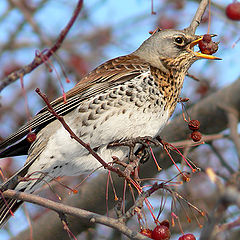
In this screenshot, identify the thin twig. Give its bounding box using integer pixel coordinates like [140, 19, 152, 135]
[2, 189, 148, 240]
[35, 88, 129, 181]
[120, 182, 165, 222]
[170, 133, 233, 148]
[218, 104, 240, 165]
[208, 143, 235, 174]
[0, 0, 83, 92]
[9, 0, 50, 47]
[200, 182, 240, 240]
[185, 0, 209, 34]
[186, 73, 200, 82]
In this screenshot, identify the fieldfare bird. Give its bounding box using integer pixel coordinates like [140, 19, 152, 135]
[0, 29, 220, 227]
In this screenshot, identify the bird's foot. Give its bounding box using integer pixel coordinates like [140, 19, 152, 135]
[108, 136, 160, 162]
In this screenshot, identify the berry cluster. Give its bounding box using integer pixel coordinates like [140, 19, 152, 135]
[140, 221, 197, 240]
[188, 120, 202, 142]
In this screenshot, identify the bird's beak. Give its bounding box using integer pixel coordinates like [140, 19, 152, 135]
[189, 34, 222, 60]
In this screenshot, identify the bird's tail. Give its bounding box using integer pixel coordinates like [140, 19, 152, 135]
[0, 159, 35, 228]
[0, 197, 23, 228]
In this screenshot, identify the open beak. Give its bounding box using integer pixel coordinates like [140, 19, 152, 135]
[189, 34, 222, 60]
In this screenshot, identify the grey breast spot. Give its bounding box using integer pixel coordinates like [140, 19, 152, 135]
[78, 106, 87, 113]
[88, 113, 96, 121]
[104, 115, 110, 122]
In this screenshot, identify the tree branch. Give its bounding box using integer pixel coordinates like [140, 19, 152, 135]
[11, 77, 240, 240]
[0, 0, 83, 92]
[3, 189, 149, 240]
[185, 0, 209, 34]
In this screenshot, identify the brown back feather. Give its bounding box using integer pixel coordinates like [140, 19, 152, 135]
[0, 55, 149, 152]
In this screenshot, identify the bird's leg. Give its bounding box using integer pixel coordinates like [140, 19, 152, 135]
[112, 156, 128, 168]
[108, 136, 159, 162]
[112, 153, 140, 181]
[135, 146, 150, 164]
[156, 136, 171, 150]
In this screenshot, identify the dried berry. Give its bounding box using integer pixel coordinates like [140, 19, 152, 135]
[198, 34, 219, 55]
[27, 132, 36, 143]
[160, 220, 170, 229]
[179, 233, 196, 240]
[226, 2, 240, 21]
[152, 225, 171, 240]
[188, 120, 200, 131]
[191, 131, 202, 142]
[140, 228, 153, 238]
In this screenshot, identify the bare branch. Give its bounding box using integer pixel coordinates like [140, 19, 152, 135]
[200, 179, 240, 240]
[10, 75, 240, 240]
[3, 189, 149, 240]
[0, 0, 83, 92]
[220, 105, 240, 163]
[35, 88, 130, 180]
[185, 0, 209, 34]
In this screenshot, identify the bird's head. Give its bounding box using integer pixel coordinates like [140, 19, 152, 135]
[134, 29, 220, 73]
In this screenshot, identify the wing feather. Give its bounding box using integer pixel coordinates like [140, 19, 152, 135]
[0, 55, 149, 151]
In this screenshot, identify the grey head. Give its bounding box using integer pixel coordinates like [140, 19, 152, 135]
[133, 29, 220, 72]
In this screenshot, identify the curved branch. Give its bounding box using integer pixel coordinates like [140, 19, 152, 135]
[3, 189, 148, 240]
[10, 76, 240, 240]
[0, 0, 83, 92]
[185, 0, 209, 34]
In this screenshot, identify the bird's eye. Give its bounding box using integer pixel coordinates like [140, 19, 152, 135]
[175, 37, 184, 45]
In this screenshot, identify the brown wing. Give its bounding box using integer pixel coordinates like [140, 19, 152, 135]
[0, 55, 149, 151]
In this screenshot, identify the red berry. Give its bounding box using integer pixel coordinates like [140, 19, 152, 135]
[140, 228, 153, 238]
[179, 233, 196, 240]
[152, 225, 171, 240]
[188, 120, 200, 131]
[198, 34, 219, 55]
[191, 131, 202, 142]
[202, 34, 212, 43]
[160, 220, 170, 229]
[226, 2, 240, 21]
[27, 132, 36, 143]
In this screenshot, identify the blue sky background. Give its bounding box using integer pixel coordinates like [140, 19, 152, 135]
[0, 0, 239, 239]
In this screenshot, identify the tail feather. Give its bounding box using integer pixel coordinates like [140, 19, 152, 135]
[0, 138, 31, 158]
[0, 158, 35, 228]
[0, 198, 23, 228]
